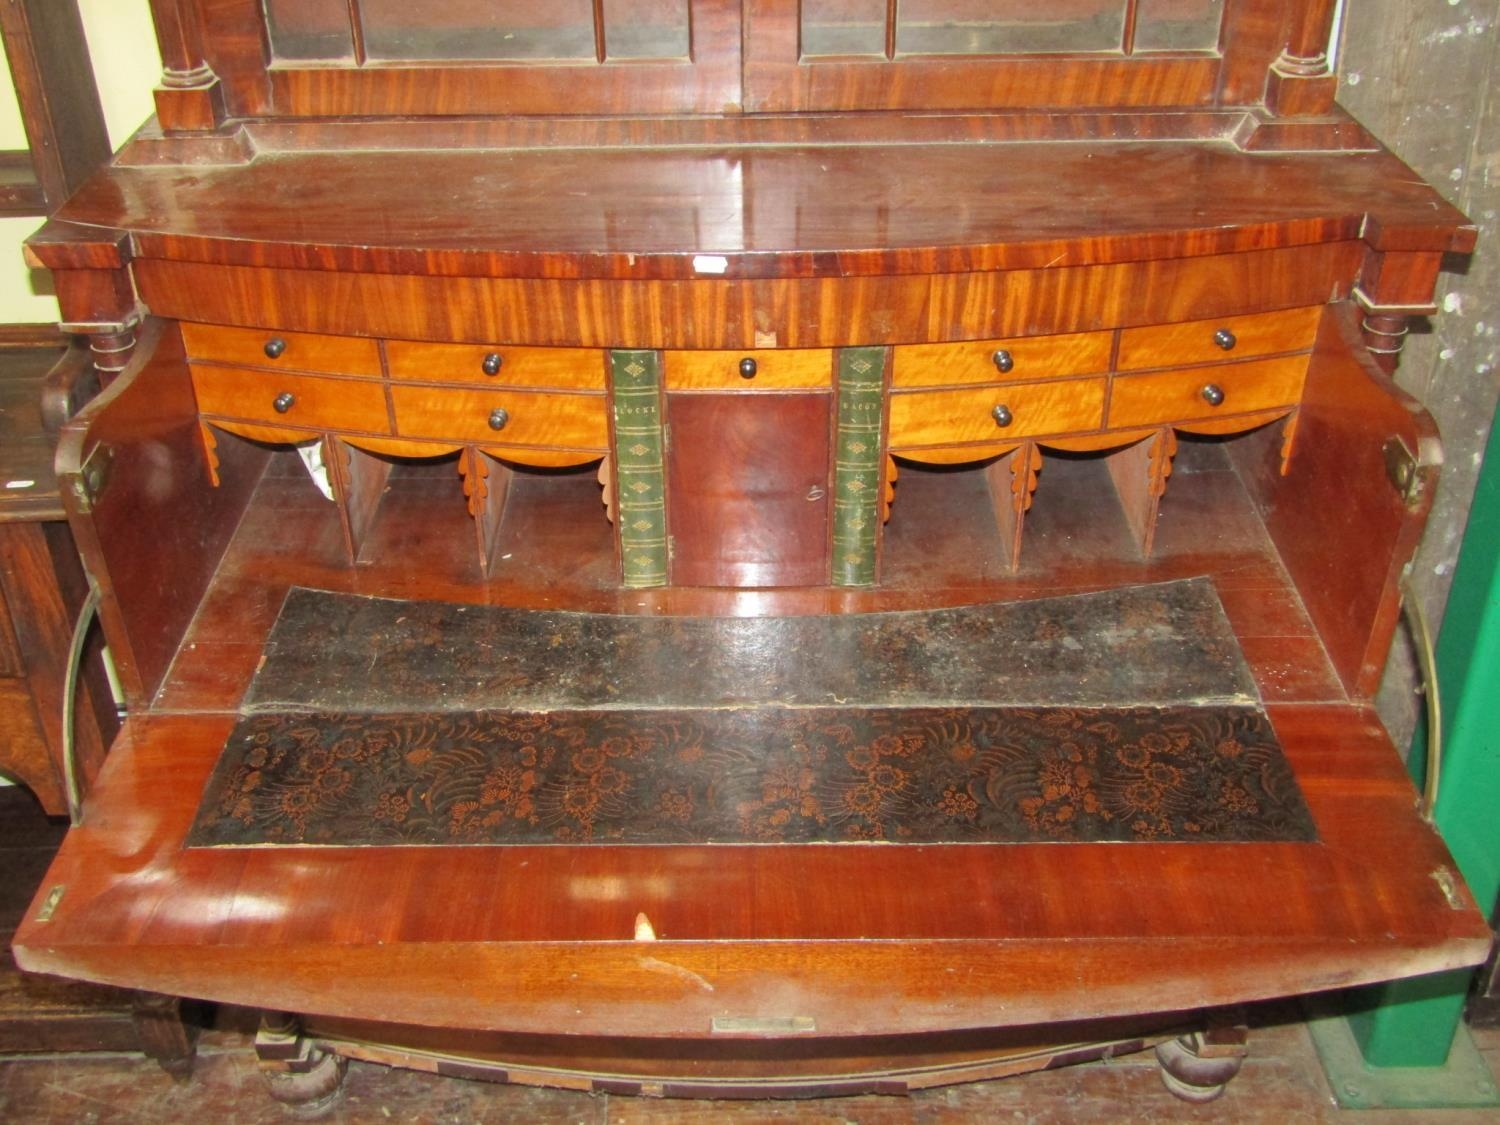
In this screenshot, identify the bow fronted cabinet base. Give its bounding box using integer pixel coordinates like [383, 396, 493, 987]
[13, 0, 1490, 1105]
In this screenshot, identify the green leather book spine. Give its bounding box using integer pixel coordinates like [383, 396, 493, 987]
[610, 350, 669, 588]
[832, 347, 887, 587]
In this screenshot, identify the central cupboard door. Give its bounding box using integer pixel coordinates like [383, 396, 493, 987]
[665, 392, 832, 587]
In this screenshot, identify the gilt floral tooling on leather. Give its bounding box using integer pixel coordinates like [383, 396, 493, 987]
[187, 704, 1314, 846]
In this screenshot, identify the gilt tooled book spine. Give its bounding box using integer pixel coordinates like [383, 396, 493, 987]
[610, 350, 669, 587]
[833, 346, 887, 586]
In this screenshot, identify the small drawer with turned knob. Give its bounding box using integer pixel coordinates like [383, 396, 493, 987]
[386, 341, 602, 388]
[1117, 306, 1323, 371]
[189, 366, 391, 433]
[888, 377, 1107, 448]
[665, 348, 833, 390]
[180, 323, 382, 376]
[893, 330, 1111, 388]
[1108, 357, 1309, 429]
[390, 386, 608, 447]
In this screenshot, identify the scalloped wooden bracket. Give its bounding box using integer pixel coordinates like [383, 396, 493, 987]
[458, 445, 490, 519]
[458, 446, 513, 576]
[598, 454, 615, 525]
[326, 437, 393, 566]
[1105, 429, 1177, 557]
[882, 455, 897, 523]
[984, 441, 1042, 573]
[198, 421, 219, 487]
[1279, 411, 1300, 477]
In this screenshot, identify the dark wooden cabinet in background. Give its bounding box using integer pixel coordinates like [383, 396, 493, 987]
[9, 0, 1493, 1105]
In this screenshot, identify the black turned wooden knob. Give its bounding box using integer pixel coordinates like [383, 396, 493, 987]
[992, 349, 1015, 374]
[992, 404, 1014, 427]
[1213, 328, 1237, 351]
[488, 407, 510, 431]
[739, 357, 758, 379]
[482, 352, 503, 376]
[1201, 383, 1226, 407]
[264, 338, 287, 359]
[272, 392, 295, 414]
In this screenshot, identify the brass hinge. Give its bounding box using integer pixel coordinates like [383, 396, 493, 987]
[1383, 437, 1425, 509]
[70, 442, 114, 514]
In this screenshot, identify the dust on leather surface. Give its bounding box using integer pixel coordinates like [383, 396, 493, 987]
[244, 577, 1257, 713]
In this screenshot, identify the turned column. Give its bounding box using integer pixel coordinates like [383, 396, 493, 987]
[1265, 0, 1339, 117]
[1355, 250, 1447, 376]
[53, 268, 143, 390]
[148, 0, 225, 132]
[26, 224, 144, 388]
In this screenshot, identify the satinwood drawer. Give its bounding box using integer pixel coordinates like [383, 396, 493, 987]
[889, 378, 1107, 448]
[892, 331, 1112, 388]
[1108, 356, 1309, 429]
[386, 342, 604, 389]
[390, 387, 608, 448]
[1116, 306, 1322, 371]
[182, 323, 382, 377]
[665, 349, 833, 390]
[191, 365, 392, 433]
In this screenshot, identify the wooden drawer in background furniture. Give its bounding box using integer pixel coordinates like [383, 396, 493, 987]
[0, 339, 116, 818]
[892, 331, 1112, 388]
[386, 342, 605, 389]
[1108, 356, 1309, 429]
[1116, 306, 1322, 371]
[191, 365, 392, 433]
[390, 386, 608, 448]
[889, 377, 1108, 448]
[665, 349, 833, 391]
[181, 323, 382, 377]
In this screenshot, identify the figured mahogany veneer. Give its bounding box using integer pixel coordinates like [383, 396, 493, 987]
[13, 0, 1488, 1099]
[385, 342, 603, 389]
[13, 447, 1489, 1036]
[893, 332, 1113, 389]
[666, 348, 833, 391]
[178, 303, 1322, 581]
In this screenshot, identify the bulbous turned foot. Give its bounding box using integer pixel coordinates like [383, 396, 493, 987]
[1155, 1024, 1249, 1103]
[256, 1012, 347, 1117]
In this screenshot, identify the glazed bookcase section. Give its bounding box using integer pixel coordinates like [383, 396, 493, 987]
[886, 304, 1320, 571]
[183, 321, 610, 573]
[165, 0, 1328, 125]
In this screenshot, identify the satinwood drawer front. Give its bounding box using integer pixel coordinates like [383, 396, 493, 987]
[191, 365, 392, 433]
[1108, 356, 1309, 429]
[892, 331, 1112, 388]
[182, 323, 382, 377]
[665, 349, 833, 391]
[390, 387, 608, 448]
[1116, 306, 1322, 371]
[889, 378, 1107, 448]
[386, 342, 604, 389]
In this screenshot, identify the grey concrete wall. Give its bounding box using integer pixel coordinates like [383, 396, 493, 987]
[1336, 1, 1500, 745]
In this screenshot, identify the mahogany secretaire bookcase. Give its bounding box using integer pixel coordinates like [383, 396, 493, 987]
[12, 0, 1492, 1105]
